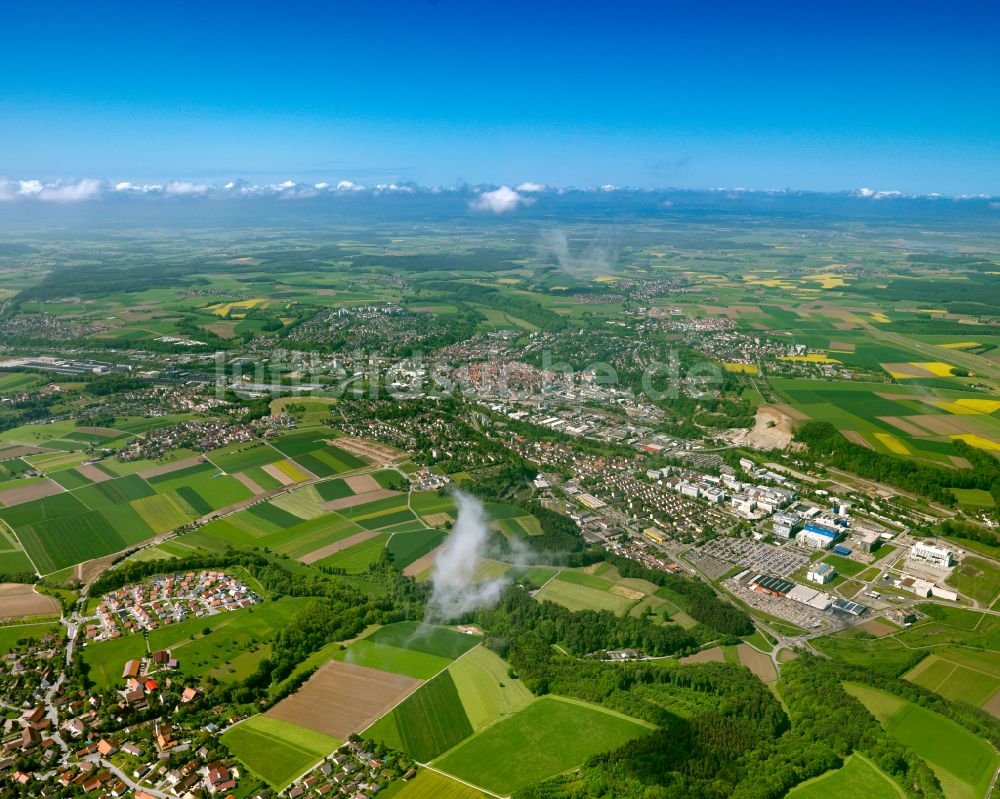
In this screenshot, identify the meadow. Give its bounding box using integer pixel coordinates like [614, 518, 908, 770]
[387, 770, 486, 799]
[221, 715, 340, 788]
[786, 754, 904, 799]
[433, 696, 654, 795]
[81, 596, 311, 689]
[846, 683, 999, 799]
[448, 645, 534, 731]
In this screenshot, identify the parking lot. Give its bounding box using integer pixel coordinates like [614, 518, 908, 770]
[695, 537, 809, 578]
[725, 576, 829, 630]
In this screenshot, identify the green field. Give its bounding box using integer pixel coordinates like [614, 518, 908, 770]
[787, 754, 904, 799]
[388, 770, 486, 799]
[945, 557, 1000, 605]
[448, 645, 534, 730]
[222, 715, 341, 788]
[367, 622, 481, 660]
[366, 671, 474, 760]
[333, 638, 452, 680]
[82, 597, 311, 689]
[315, 532, 391, 572]
[388, 528, 447, 569]
[846, 683, 999, 799]
[210, 443, 283, 473]
[0, 622, 62, 655]
[904, 647, 1000, 709]
[434, 696, 653, 795]
[535, 571, 636, 614]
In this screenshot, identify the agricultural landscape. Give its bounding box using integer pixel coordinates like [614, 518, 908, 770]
[0, 191, 998, 799]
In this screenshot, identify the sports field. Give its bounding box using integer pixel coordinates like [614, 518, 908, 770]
[433, 696, 654, 795]
[222, 715, 340, 788]
[846, 682, 999, 799]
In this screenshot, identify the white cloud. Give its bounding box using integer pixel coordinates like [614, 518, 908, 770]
[469, 185, 533, 214]
[314, 182, 329, 190]
[37, 179, 102, 202]
[856, 187, 875, 197]
[18, 180, 43, 196]
[335, 180, 366, 192]
[164, 181, 209, 196]
[115, 181, 162, 193]
[515, 181, 546, 193]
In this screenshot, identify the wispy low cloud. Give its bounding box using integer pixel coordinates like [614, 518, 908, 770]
[0, 178, 102, 202]
[164, 181, 209, 196]
[515, 181, 546, 193]
[469, 185, 533, 214]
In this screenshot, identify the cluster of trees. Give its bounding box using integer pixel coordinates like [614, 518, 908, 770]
[609, 555, 754, 637]
[797, 421, 958, 506]
[480, 586, 698, 676]
[420, 280, 568, 331]
[800, 421, 1000, 513]
[513, 653, 968, 799]
[935, 518, 999, 549]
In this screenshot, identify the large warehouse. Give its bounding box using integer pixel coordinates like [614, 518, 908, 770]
[796, 524, 839, 550]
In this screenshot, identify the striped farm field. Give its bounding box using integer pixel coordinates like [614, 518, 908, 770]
[274, 458, 311, 482]
[367, 622, 482, 660]
[315, 532, 391, 572]
[130, 494, 190, 533]
[270, 485, 328, 519]
[365, 671, 473, 761]
[388, 528, 446, 569]
[73, 474, 155, 508]
[211, 443, 283, 473]
[448, 646, 534, 731]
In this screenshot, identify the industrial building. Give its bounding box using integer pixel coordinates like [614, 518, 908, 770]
[749, 574, 794, 597]
[909, 542, 954, 568]
[831, 597, 866, 616]
[772, 511, 802, 539]
[855, 531, 881, 553]
[796, 524, 838, 550]
[806, 562, 836, 585]
[787, 584, 833, 610]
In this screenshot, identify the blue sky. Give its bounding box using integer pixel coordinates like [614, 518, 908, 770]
[2, 0, 998, 194]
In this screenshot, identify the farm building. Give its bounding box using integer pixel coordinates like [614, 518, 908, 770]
[806, 562, 836, 585]
[749, 574, 794, 597]
[909, 542, 954, 568]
